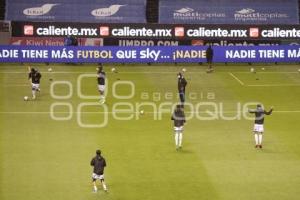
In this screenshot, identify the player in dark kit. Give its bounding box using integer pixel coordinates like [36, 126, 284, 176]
[177, 72, 187, 107]
[90, 150, 107, 192]
[28, 67, 42, 100]
[97, 64, 106, 104]
[171, 105, 186, 150]
[249, 104, 273, 149]
[206, 45, 214, 73]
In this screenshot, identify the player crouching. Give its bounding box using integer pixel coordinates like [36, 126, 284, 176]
[171, 105, 186, 150]
[28, 67, 42, 100]
[249, 104, 273, 149]
[97, 64, 106, 104]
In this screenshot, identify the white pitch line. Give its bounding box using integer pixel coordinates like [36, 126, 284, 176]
[1, 111, 300, 114]
[247, 84, 300, 87]
[0, 71, 298, 74]
[228, 72, 245, 86]
[4, 84, 29, 87]
[234, 72, 299, 74]
[0, 71, 205, 74]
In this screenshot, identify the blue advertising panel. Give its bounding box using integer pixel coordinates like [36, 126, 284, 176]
[159, 0, 299, 24]
[5, 0, 146, 23]
[1, 45, 300, 63]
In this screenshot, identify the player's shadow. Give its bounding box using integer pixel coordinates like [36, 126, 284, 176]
[173, 149, 194, 154]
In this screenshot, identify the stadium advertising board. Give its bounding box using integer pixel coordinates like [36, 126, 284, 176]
[10, 37, 103, 46]
[11, 22, 300, 41]
[159, 0, 299, 24]
[1, 45, 300, 63]
[5, 0, 146, 23]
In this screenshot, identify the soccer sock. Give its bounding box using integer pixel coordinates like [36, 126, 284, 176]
[254, 133, 259, 145]
[175, 132, 179, 146]
[179, 132, 183, 147]
[32, 90, 36, 98]
[93, 183, 97, 191]
[258, 133, 263, 145]
[102, 181, 107, 191]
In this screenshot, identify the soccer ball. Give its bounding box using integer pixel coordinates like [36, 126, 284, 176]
[182, 68, 186, 72]
[250, 68, 255, 73]
[261, 67, 265, 70]
[111, 67, 116, 72]
[48, 67, 52, 72]
[24, 96, 29, 101]
[140, 110, 144, 115]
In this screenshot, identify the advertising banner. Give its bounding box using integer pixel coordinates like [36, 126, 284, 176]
[10, 37, 103, 46]
[159, 0, 299, 24]
[6, 0, 146, 23]
[11, 22, 300, 41]
[1, 45, 300, 63]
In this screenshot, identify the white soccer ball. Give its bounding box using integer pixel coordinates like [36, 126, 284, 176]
[182, 68, 186, 72]
[111, 67, 116, 72]
[261, 67, 265, 70]
[250, 68, 255, 73]
[140, 110, 144, 115]
[48, 67, 52, 72]
[24, 96, 29, 101]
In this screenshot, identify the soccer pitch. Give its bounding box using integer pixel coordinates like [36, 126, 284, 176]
[1, 63, 300, 200]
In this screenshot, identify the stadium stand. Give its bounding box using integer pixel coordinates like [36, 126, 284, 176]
[0, 0, 5, 20]
[146, 0, 159, 23]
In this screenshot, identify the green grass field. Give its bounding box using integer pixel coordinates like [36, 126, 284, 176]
[1, 63, 300, 200]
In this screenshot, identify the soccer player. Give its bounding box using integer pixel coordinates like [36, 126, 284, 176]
[90, 150, 108, 192]
[206, 45, 214, 72]
[177, 72, 187, 107]
[249, 104, 273, 149]
[28, 67, 42, 100]
[171, 105, 186, 150]
[97, 64, 106, 104]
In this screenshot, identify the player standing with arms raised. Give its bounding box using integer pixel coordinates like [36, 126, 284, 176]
[171, 105, 186, 150]
[90, 150, 108, 192]
[97, 64, 106, 104]
[249, 104, 273, 149]
[28, 67, 42, 100]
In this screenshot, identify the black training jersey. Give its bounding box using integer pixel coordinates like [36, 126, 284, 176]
[171, 109, 186, 127]
[28, 71, 42, 84]
[97, 71, 106, 85]
[206, 47, 214, 60]
[90, 155, 106, 175]
[249, 108, 273, 124]
[178, 78, 187, 93]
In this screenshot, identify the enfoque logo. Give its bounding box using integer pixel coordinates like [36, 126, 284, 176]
[23, 4, 59, 16]
[49, 74, 260, 128]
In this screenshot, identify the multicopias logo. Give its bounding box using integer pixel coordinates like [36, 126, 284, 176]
[173, 7, 226, 21]
[23, 4, 59, 16]
[234, 8, 289, 22]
